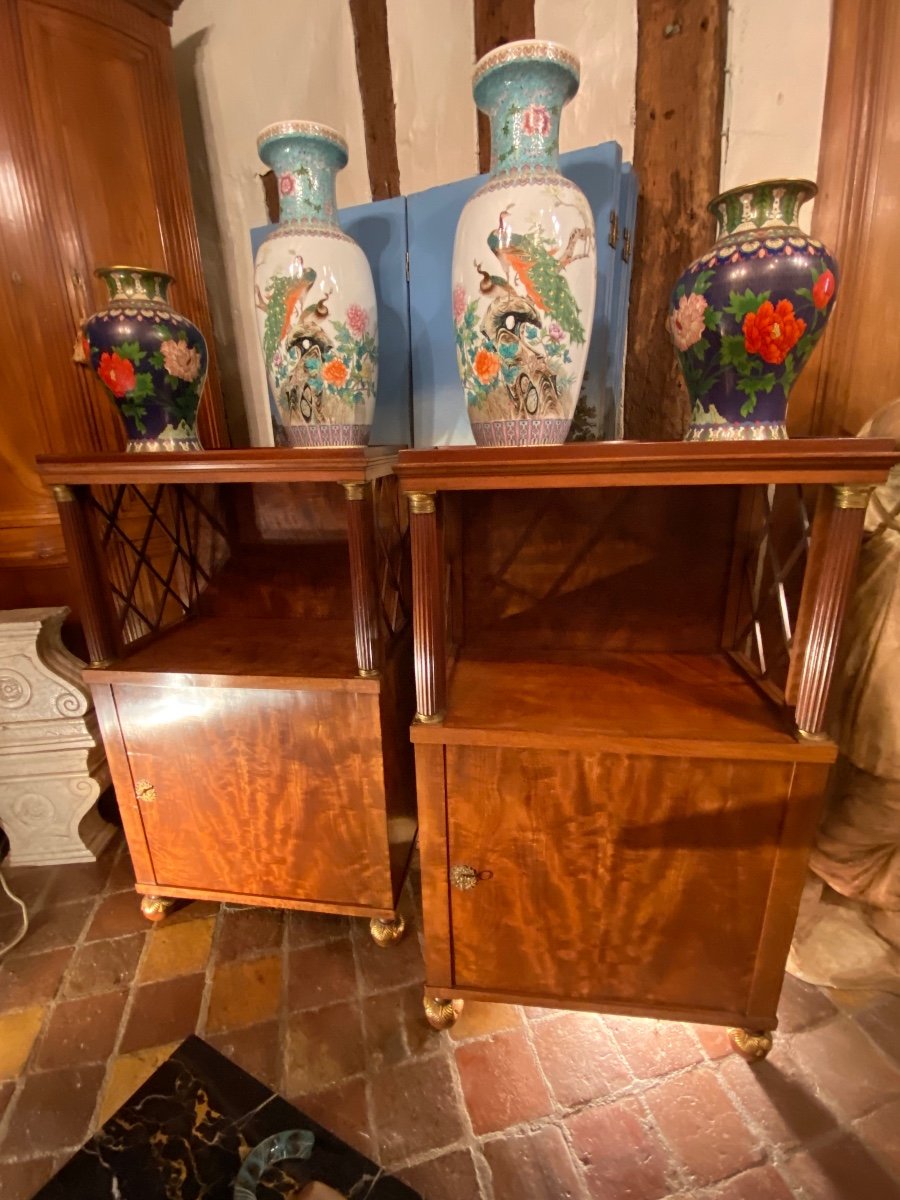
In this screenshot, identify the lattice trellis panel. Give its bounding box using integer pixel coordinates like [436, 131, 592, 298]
[372, 475, 410, 638]
[732, 483, 812, 696]
[88, 483, 229, 646]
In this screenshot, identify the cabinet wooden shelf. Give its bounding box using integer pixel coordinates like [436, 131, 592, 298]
[410, 651, 835, 761]
[38, 449, 416, 939]
[397, 437, 898, 1050]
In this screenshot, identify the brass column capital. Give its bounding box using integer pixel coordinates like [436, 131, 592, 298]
[832, 483, 875, 510]
[342, 480, 370, 501]
[51, 484, 75, 503]
[408, 491, 436, 515]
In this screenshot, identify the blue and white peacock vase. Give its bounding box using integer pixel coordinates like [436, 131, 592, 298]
[254, 121, 378, 447]
[669, 180, 839, 441]
[452, 40, 596, 446]
[82, 268, 207, 452]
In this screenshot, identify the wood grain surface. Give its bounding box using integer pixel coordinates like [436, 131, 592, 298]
[395, 439, 898, 492]
[445, 746, 798, 1018]
[624, 0, 727, 439]
[457, 487, 737, 655]
[113, 682, 395, 909]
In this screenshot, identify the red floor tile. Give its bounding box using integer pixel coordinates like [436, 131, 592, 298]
[206, 1020, 282, 1092]
[63, 934, 144, 998]
[370, 1053, 466, 1164]
[643, 1066, 764, 1187]
[791, 1016, 900, 1120]
[215, 906, 284, 962]
[399, 1148, 484, 1200]
[712, 1164, 796, 1199]
[287, 940, 357, 1011]
[781, 1132, 900, 1200]
[532, 1012, 632, 1109]
[1, 1064, 105, 1156]
[484, 1125, 585, 1200]
[854, 1096, 900, 1178]
[455, 1028, 553, 1135]
[0, 946, 73, 1010]
[566, 1095, 674, 1200]
[718, 1051, 836, 1150]
[35, 990, 128, 1071]
[0, 1156, 60, 1200]
[285, 1001, 367, 1095]
[606, 1015, 705, 1081]
[774, 971, 839, 1033]
[291, 1076, 374, 1158]
[85, 892, 149, 941]
[118, 973, 206, 1054]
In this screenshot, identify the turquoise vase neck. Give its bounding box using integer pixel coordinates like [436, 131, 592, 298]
[257, 121, 348, 227]
[473, 40, 580, 176]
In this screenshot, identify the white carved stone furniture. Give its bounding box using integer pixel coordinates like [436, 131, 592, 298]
[0, 608, 113, 866]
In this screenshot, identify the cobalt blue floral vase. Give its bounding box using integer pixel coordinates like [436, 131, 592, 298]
[254, 121, 378, 447]
[668, 180, 838, 441]
[83, 267, 207, 452]
[452, 40, 596, 446]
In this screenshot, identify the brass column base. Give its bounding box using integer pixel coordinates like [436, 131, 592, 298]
[423, 993, 464, 1030]
[140, 894, 175, 923]
[728, 1027, 774, 1062]
[369, 914, 406, 947]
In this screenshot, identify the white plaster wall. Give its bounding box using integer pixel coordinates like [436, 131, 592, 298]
[535, 0, 637, 160]
[172, 0, 371, 444]
[722, 0, 831, 229]
[387, 0, 477, 192]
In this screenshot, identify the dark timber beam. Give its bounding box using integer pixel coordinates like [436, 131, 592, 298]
[349, 0, 401, 199]
[624, 1, 727, 440]
[473, 0, 535, 174]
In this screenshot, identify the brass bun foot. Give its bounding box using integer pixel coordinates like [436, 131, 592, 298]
[369, 914, 406, 947]
[728, 1027, 774, 1062]
[423, 993, 464, 1030]
[140, 894, 175, 923]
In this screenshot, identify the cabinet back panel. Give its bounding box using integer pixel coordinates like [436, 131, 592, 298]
[446, 746, 795, 1014]
[112, 683, 392, 908]
[457, 486, 739, 654]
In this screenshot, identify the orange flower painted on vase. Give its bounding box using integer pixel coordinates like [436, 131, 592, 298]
[473, 348, 500, 384]
[812, 269, 836, 310]
[98, 351, 136, 397]
[322, 358, 349, 386]
[742, 299, 806, 365]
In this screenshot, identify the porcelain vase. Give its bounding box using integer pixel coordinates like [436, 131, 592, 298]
[451, 40, 596, 446]
[669, 179, 839, 441]
[83, 267, 207, 452]
[254, 121, 377, 447]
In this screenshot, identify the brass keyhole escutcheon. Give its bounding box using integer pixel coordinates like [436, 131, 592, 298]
[450, 864, 480, 891]
[135, 779, 156, 803]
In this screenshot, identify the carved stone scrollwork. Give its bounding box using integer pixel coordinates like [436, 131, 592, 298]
[0, 607, 114, 866]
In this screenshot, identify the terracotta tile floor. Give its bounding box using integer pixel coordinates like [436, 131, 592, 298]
[1, 835, 900, 1200]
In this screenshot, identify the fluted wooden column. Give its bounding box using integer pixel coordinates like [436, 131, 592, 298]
[51, 485, 120, 666]
[343, 481, 381, 678]
[408, 492, 446, 722]
[794, 483, 874, 736]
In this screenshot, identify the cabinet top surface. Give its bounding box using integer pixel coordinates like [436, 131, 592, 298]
[36, 446, 404, 486]
[396, 438, 899, 491]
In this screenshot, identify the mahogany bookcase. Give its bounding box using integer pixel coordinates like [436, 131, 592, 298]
[396, 438, 897, 1056]
[37, 448, 416, 946]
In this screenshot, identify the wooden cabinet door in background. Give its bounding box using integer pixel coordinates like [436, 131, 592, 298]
[0, 0, 226, 610]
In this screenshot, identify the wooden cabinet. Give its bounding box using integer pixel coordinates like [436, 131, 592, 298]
[0, 0, 226, 611]
[398, 439, 898, 1053]
[37, 449, 415, 941]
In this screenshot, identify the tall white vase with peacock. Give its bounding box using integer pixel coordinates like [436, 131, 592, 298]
[254, 121, 377, 446]
[452, 41, 596, 446]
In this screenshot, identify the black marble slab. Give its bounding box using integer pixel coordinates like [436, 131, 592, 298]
[32, 1036, 420, 1200]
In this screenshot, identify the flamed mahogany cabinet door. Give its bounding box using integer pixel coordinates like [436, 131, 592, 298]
[445, 747, 801, 1018]
[112, 684, 393, 909]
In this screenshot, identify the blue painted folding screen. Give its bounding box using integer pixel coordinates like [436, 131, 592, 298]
[250, 141, 635, 447]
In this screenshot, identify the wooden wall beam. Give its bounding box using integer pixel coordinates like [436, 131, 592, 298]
[624, 1, 727, 440]
[349, 0, 401, 199]
[473, 0, 535, 174]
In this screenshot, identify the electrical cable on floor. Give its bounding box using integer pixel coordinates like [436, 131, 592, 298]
[0, 868, 29, 959]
